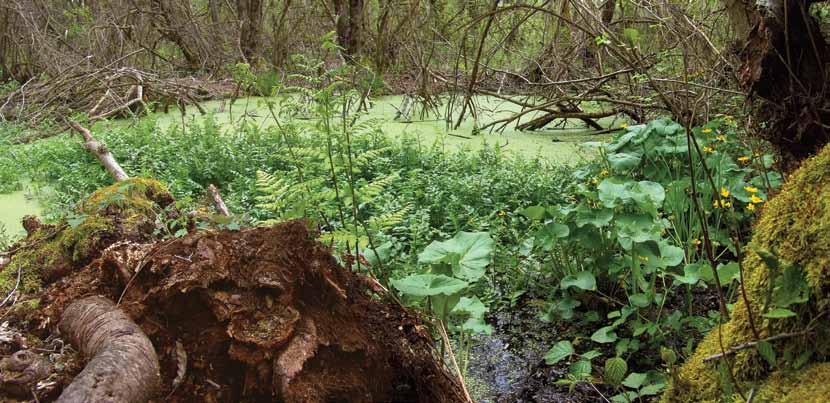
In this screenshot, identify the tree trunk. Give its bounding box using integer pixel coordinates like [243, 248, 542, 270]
[333, 0, 364, 60]
[237, 0, 264, 64]
[732, 0, 830, 168]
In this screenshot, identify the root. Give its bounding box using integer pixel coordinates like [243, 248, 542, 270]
[57, 296, 160, 403]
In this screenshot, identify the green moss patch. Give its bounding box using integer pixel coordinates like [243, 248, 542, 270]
[0, 178, 172, 296]
[663, 145, 830, 401]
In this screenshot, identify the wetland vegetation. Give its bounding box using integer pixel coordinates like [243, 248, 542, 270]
[1, 0, 829, 402]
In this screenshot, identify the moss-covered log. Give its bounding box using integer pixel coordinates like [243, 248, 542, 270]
[662, 143, 830, 401]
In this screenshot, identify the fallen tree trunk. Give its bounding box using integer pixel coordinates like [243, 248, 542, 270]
[57, 296, 160, 403]
[68, 122, 129, 182]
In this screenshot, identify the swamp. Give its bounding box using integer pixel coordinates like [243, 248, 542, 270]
[1, 0, 830, 402]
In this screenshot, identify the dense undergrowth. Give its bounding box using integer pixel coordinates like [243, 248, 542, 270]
[0, 78, 789, 401]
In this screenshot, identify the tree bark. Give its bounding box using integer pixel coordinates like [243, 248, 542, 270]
[333, 0, 364, 60]
[57, 296, 160, 403]
[237, 0, 264, 63]
[731, 0, 830, 167]
[68, 122, 130, 182]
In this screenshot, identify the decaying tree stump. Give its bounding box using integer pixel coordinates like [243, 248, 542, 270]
[730, 0, 830, 168]
[0, 180, 467, 402]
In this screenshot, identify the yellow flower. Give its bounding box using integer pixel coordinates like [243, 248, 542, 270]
[713, 199, 732, 209]
[716, 135, 727, 142]
[703, 146, 715, 153]
[750, 194, 764, 204]
[591, 177, 599, 185]
[702, 128, 712, 134]
[747, 203, 756, 211]
[639, 255, 649, 262]
[497, 210, 506, 217]
[692, 239, 702, 246]
[738, 156, 751, 162]
[621, 123, 629, 129]
[600, 169, 609, 177]
[720, 187, 730, 198]
[744, 186, 758, 193]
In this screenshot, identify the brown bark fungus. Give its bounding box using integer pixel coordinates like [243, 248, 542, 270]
[0, 178, 466, 402]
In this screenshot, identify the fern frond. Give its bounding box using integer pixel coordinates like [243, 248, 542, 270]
[368, 203, 413, 231]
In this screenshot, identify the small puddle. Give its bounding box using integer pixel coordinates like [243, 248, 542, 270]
[465, 309, 553, 402]
[0, 187, 43, 238]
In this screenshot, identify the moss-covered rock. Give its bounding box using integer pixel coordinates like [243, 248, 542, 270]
[0, 178, 173, 296]
[662, 144, 830, 401]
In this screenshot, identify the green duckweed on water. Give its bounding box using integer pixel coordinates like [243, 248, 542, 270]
[153, 95, 617, 164]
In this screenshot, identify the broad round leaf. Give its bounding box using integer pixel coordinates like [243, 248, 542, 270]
[391, 274, 469, 297]
[561, 271, 597, 291]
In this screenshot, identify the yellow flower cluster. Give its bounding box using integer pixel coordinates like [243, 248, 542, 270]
[713, 199, 732, 209]
[744, 186, 764, 211]
[703, 146, 715, 153]
[701, 128, 712, 134]
[738, 156, 751, 162]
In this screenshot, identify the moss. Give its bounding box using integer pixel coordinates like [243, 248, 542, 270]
[754, 363, 830, 402]
[0, 178, 171, 296]
[663, 145, 830, 402]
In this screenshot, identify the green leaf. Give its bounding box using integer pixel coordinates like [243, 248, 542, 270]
[536, 222, 570, 250]
[763, 308, 796, 319]
[580, 350, 603, 360]
[575, 205, 614, 228]
[639, 382, 665, 395]
[717, 262, 741, 283]
[569, 360, 593, 379]
[561, 271, 597, 291]
[757, 341, 776, 367]
[607, 152, 642, 171]
[604, 357, 628, 386]
[615, 213, 663, 249]
[452, 296, 488, 318]
[622, 372, 647, 389]
[390, 274, 469, 297]
[773, 264, 809, 307]
[673, 263, 703, 285]
[418, 232, 494, 281]
[591, 326, 618, 344]
[544, 341, 575, 365]
[519, 205, 546, 221]
[461, 317, 493, 335]
[629, 293, 651, 308]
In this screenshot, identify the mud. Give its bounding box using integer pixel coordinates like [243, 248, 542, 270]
[0, 182, 465, 402]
